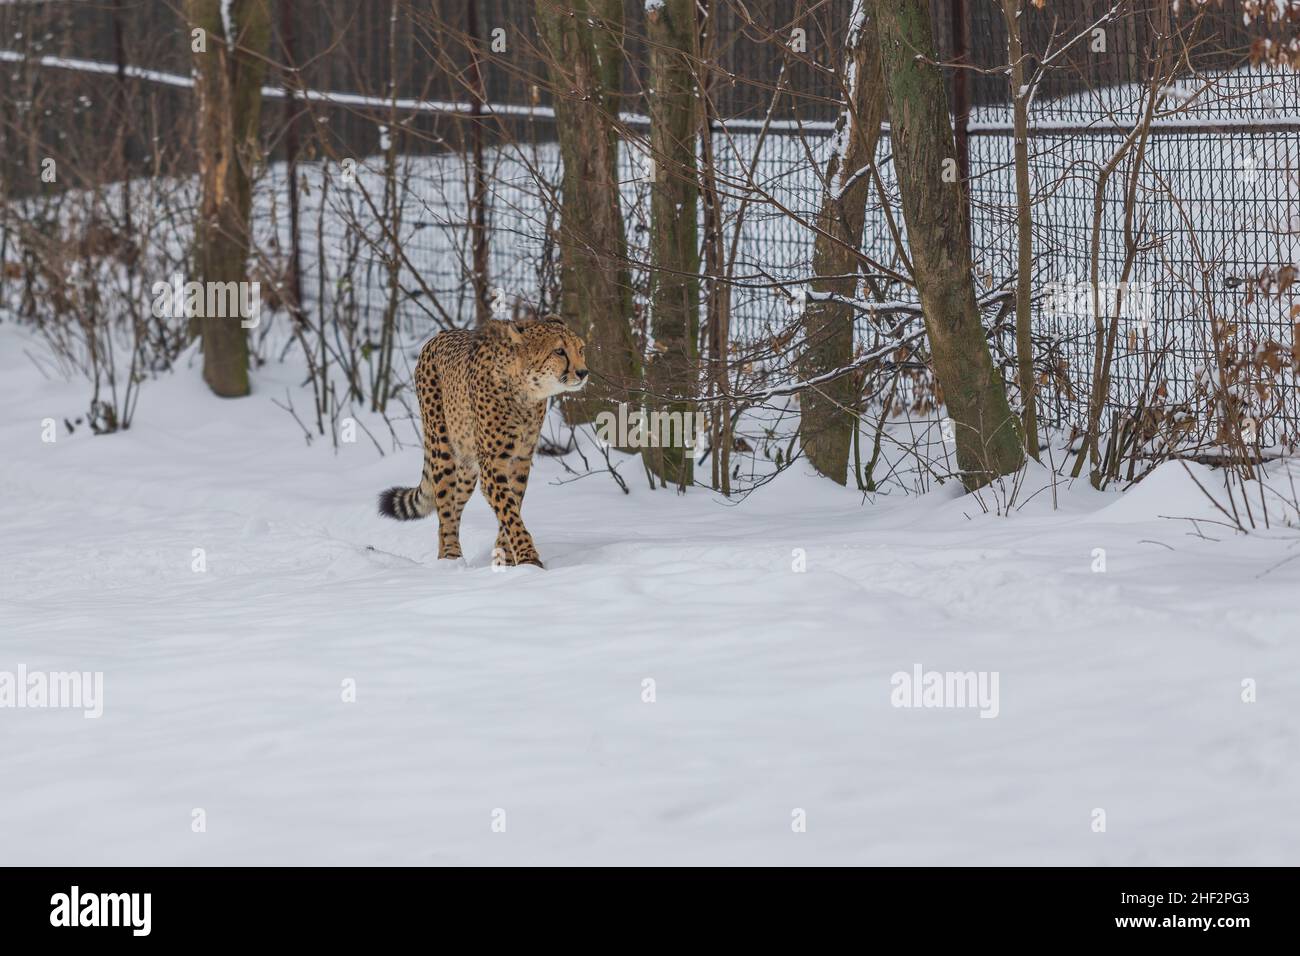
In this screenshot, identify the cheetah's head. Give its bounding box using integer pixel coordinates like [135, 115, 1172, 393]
[500, 317, 589, 400]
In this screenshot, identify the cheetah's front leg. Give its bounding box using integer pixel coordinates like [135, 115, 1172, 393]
[479, 443, 541, 568]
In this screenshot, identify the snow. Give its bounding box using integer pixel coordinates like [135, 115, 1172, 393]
[2, 321, 1299, 865]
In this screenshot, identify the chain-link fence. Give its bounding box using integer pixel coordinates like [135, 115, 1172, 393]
[3, 0, 1297, 446]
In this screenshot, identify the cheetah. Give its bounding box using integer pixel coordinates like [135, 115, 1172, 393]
[377, 316, 588, 568]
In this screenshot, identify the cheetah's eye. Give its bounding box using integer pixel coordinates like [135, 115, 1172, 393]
[554, 348, 566, 358]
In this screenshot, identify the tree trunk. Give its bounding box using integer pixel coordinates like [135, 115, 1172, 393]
[869, 0, 1022, 489]
[535, 0, 640, 423]
[465, 0, 491, 326]
[644, 0, 700, 490]
[280, 0, 303, 316]
[798, 6, 887, 485]
[697, 0, 731, 495]
[1003, 0, 1039, 460]
[189, 0, 271, 398]
[111, 0, 133, 239]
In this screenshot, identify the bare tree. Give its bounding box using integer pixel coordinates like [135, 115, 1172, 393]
[1002, 0, 1039, 460]
[535, 0, 641, 421]
[798, 2, 888, 484]
[188, 0, 272, 397]
[644, 0, 700, 489]
[869, 0, 1023, 489]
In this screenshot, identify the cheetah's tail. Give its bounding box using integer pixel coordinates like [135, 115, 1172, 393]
[377, 461, 436, 521]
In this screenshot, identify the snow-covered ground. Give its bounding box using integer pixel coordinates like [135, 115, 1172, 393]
[2, 321, 1298, 866]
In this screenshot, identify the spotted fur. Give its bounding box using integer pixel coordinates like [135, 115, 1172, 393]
[377, 316, 588, 568]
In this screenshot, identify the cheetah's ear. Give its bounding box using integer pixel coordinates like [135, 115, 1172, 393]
[485, 319, 524, 343]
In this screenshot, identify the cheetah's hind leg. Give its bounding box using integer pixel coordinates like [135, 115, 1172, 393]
[377, 362, 469, 562]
